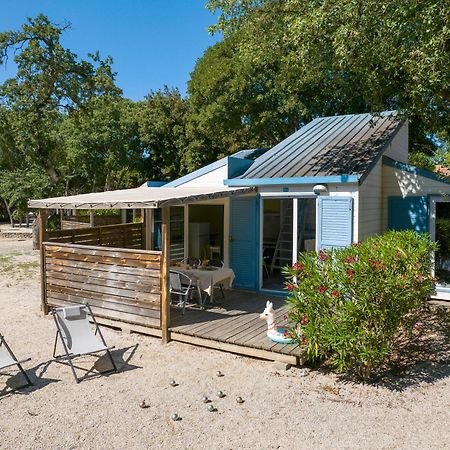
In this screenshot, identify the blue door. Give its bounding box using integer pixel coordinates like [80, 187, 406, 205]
[229, 196, 259, 290]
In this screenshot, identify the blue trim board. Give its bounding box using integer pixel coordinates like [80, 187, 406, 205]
[146, 181, 168, 187]
[436, 286, 450, 293]
[258, 288, 287, 297]
[224, 174, 359, 187]
[383, 156, 450, 185]
[228, 156, 254, 178]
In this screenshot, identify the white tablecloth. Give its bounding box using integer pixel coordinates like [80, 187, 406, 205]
[171, 266, 235, 297]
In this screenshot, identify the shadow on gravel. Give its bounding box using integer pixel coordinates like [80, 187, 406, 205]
[0, 343, 141, 397]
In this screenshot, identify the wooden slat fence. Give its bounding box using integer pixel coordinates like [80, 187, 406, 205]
[47, 222, 144, 249]
[43, 242, 162, 329]
[62, 215, 122, 230]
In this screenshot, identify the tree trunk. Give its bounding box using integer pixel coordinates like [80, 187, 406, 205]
[32, 217, 40, 250]
[3, 198, 14, 227]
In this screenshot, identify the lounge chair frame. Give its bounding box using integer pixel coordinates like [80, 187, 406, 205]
[51, 303, 118, 383]
[0, 333, 32, 389]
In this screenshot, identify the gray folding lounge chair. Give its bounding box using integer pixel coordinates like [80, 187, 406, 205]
[0, 333, 32, 389]
[52, 304, 118, 383]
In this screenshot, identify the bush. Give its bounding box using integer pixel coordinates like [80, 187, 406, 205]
[284, 231, 437, 379]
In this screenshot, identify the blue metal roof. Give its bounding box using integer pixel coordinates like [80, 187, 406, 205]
[238, 112, 402, 180]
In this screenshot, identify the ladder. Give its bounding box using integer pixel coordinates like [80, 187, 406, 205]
[270, 201, 294, 274]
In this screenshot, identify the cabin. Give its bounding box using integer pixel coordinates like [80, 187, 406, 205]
[29, 111, 450, 365]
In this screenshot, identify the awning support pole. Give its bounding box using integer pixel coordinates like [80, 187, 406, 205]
[161, 206, 171, 343]
[38, 209, 49, 315]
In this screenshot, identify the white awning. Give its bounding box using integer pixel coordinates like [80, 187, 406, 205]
[28, 185, 255, 209]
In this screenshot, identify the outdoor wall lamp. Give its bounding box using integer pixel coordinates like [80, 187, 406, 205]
[313, 184, 329, 195]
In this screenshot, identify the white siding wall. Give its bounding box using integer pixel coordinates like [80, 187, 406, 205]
[358, 121, 409, 241]
[384, 121, 408, 163]
[177, 165, 228, 187]
[358, 159, 383, 241]
[381, 165, 450, 230]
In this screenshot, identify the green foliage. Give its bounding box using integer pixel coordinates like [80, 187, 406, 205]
[0, 165, 49, 220]
[436, 218, 450, 258]
[284, 231, 437, 379]
[61, 96, 145, 192]
[206, 0, 450, 156]
[0, 15, 120, 185]
[137, 88, 191, 179]
[408, 152, 436, 171]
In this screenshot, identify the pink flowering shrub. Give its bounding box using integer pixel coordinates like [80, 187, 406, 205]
[284, 230, 436, 379]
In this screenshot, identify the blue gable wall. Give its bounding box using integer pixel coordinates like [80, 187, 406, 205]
[388, 196, 429, 232]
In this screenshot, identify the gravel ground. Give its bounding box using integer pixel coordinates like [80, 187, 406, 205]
[0, 238, 449, 450]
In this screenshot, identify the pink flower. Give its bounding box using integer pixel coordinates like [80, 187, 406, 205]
[353, 241, 361, 247]
[292, 262, 305, 270]
[300, 315, 308, 325]
[301, 335, 308, 345]
[319, 250, 327, 261]
[319, 285, 327, 294]
[369, 259, 383, 269]
[331, 290, 339, 298]
[346, 269, 355, 278]
[287, 283, 295, 291]
[344, 256, 354, 264]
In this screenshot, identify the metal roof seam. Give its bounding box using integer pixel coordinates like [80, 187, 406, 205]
[290, 113, 371, 177]
[245, 115, 345, 178]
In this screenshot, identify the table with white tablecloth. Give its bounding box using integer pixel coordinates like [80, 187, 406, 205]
[170, 265, 235, 305]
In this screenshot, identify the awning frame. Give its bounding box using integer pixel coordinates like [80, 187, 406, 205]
[28, 186, 256, 210]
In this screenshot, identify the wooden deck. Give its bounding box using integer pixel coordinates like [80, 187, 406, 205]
[170, 290, 306, 365]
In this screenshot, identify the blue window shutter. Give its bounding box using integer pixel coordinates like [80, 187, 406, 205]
[388, 196, 429, 232]
[229, 196, 259, 290]
[318, 197, 353, 249]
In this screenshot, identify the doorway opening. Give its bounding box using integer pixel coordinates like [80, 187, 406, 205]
[261, 197, 316, 291]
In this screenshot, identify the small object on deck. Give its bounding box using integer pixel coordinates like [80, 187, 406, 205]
[216, 370, 223, 377]
[260, 301, 296, 344]
[217, 390, 225, 398]
[139, 400, 148, 409]
[170, 379, 177, 387]
[207, 404, 216, 412]
[171, 413, 180, 421]
[236, 396, 244, 404]
[202, 395, 210, 403]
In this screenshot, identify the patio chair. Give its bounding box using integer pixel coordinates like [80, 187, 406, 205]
[51, 304, 118, 383]
[170, 270, 197, 314]
[0, 333, 32, 389]
[207, 259, 225, 300]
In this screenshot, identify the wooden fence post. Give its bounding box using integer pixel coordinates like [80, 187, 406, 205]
[38, 209, 49, 315]
[161, 206, 171, 344]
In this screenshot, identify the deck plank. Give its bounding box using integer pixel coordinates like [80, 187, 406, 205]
[169, 290, 304, 360]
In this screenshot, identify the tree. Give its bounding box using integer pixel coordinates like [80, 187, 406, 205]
[61, 96, 145, 192]
[188, 37, 301, 156]
[137, 88, 191, 180]
[0, 15, 123, 220]
[0, 14, 120, 186]
[206, 0, 450, 156]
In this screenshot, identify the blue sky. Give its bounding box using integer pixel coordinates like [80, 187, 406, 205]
[0, 1, 220, 100]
